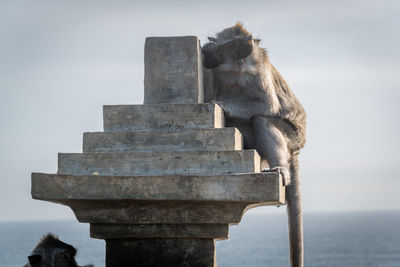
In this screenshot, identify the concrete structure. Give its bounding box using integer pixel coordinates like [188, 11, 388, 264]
[31, 35, 285, 267]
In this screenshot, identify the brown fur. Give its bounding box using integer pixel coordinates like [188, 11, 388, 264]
[202, 23, 306, 267]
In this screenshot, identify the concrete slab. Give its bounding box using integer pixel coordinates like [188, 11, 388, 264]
[69, 201, 251, 224]
[103, 104, 224, 131]
[57, 150, 261, 176]
[83, 128, 242, 152]
[32, 172, 282, 202]
[90, 224, 229, 240]
[31, 172, 284, 224]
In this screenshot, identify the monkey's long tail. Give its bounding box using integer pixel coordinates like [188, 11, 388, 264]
[286, 154, 304, 267]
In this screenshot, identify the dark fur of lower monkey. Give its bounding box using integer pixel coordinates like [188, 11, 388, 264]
[202, 23, 306, 267]
[24, 233, 93, 267]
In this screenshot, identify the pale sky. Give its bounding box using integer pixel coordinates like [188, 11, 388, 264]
[1, 0, 399, 222]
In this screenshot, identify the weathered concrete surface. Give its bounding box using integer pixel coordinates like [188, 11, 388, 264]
[31, 172, 284, 224]
[90, 224, 229, 240]
[103, 104, 224, 132]
[58, 150, 261, 176]
[32, 172, 282, 202]
[69, 201, 251, 224]
[83, 128, 242, 152]
[106, 238, 215, 267]
[144, 36, 203, 104]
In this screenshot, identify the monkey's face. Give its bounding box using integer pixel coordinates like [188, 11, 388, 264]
[215, 24, 254, 63]
[28, 241, 78, 267]
[214, 37, 259, 80]
[54, 249, 78, 267]
[202, 23, 263, 79]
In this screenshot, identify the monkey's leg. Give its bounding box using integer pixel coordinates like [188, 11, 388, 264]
[252, 115, 291, 185]
[252, 115, 303, 267]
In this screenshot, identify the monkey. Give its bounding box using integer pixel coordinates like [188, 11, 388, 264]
[24, 233, 94, 267]
[202, 23, 306, 267]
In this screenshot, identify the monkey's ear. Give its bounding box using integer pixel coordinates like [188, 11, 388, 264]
[208, 37, 217, 43]
[28, 255, 42, 266]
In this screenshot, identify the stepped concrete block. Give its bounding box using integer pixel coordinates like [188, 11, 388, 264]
[103, 104, 224, 132]
[83, 128, 242, 153]
[57, 150, 261, 176]
[32, 172, 284, 224]
[144, 36, 203, 104]
[90, 224, 229, 240]
[30, 34, 288, 267]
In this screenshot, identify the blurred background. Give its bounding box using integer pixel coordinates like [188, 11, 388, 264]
[1, 0, 399, 266]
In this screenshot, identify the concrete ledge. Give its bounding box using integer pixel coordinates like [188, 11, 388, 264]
[83, 128, 242, 153]
[32, 172, 283, 202]
[57, 150, 261, 176]
[32, 172, 284, 224]
[103, 104, 224, 132]
[69, 201, 251, 224]
[90, 224, 229, 240]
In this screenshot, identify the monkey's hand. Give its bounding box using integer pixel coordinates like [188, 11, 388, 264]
[262, 166, 291, 186]
[202, 42, 222, 68]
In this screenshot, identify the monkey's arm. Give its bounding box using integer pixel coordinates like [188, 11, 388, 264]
[214, 99, 272, 120]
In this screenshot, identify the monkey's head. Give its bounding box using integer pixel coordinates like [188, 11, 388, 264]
[202, 23, 264, 69]
[213, 22, 252, 44]
[26, 234, 79, 267]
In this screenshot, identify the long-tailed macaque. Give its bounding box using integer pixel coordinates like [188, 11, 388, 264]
[202, 23, 306, 267]
[24, 233, 93, 267]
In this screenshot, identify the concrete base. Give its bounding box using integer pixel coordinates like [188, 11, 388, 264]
[106, 238, 215, 267]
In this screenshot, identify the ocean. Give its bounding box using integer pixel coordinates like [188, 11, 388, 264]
[1, 211, 399, 267]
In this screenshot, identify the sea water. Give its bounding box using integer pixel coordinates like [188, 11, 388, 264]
[1, 211, 399, 267]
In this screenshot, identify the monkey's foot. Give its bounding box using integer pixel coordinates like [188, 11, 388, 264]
[262, 166, 291, 186]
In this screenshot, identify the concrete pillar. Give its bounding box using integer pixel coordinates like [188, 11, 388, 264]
[144, 36, 204, 104]
[105, 239, 215, 267]
[31, 36, 285, 267]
